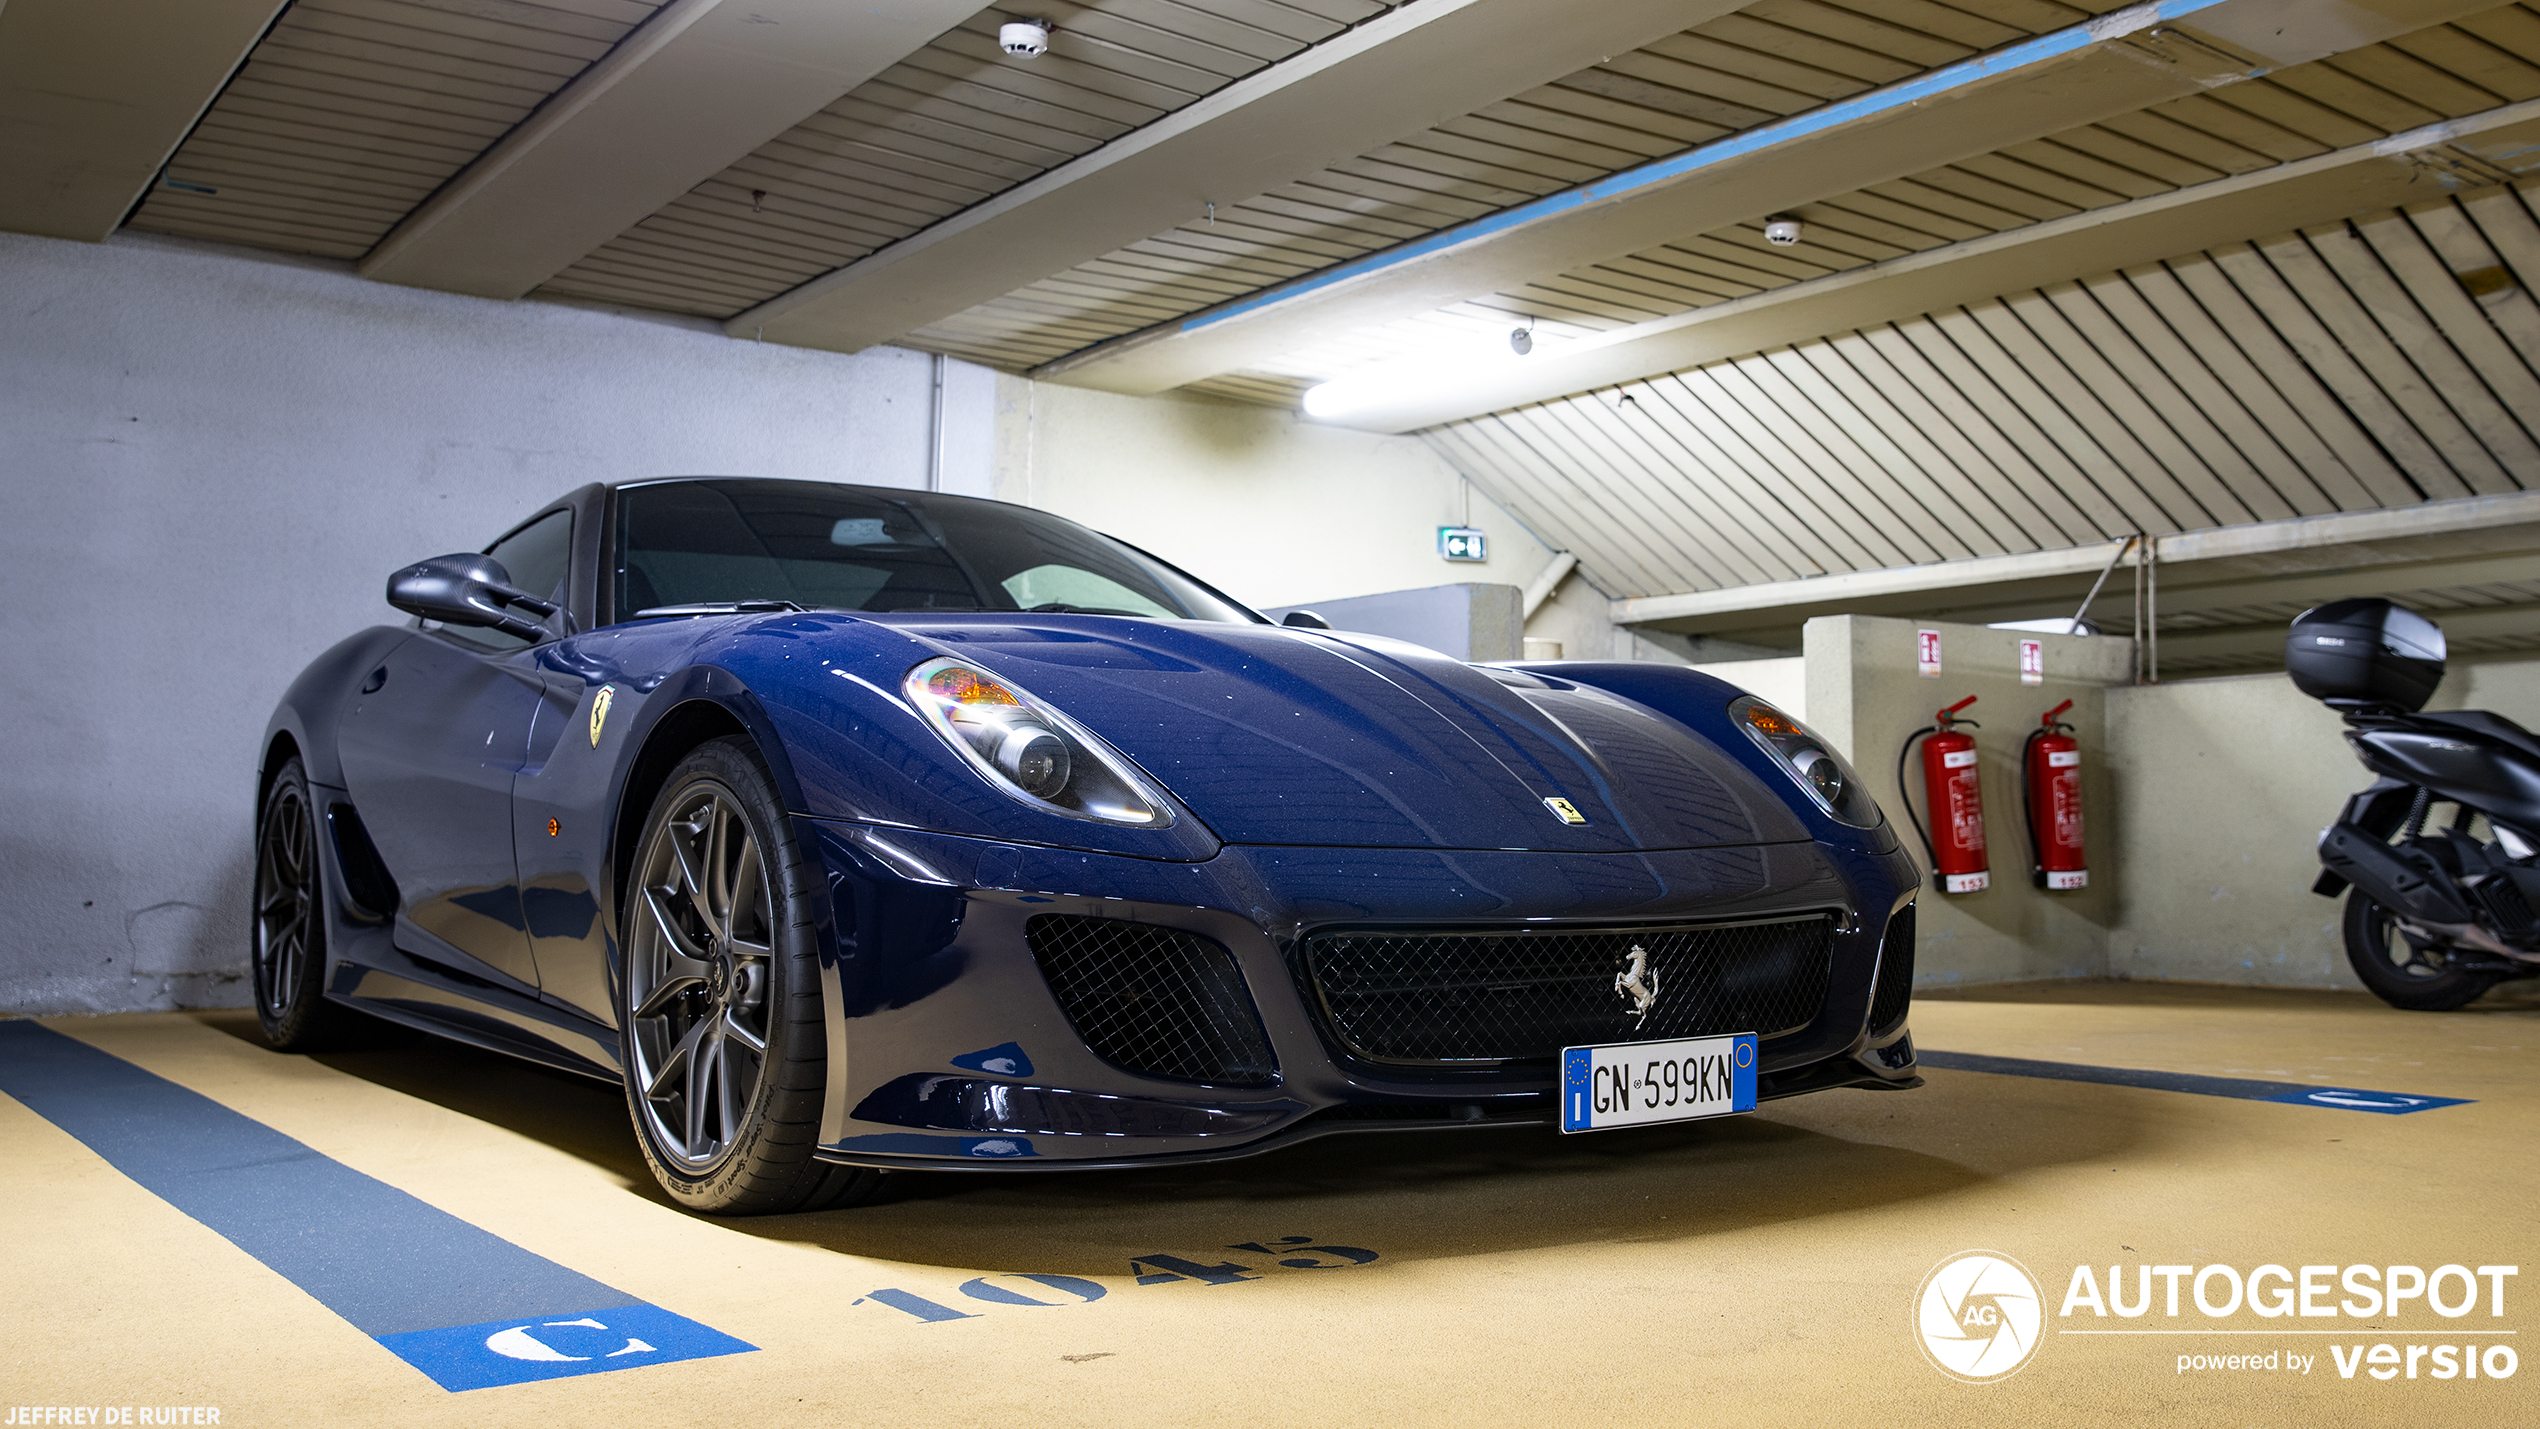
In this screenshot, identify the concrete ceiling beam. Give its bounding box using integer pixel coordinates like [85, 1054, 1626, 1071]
[1037, 0, 2504, 402]
[0, 0, 288, 242]
[2154, 601, 2540, 663]
[1845, 551, 2540, 634]
[1613, 492, 2540, 635]
[1306, 100, 2540, 431]
[360, 0, 978, 300]
[727, 0, 1754, 352]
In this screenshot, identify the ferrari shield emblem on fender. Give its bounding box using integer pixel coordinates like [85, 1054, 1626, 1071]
[1543, 796, 1587, 825]
[589, 686, 616, 748]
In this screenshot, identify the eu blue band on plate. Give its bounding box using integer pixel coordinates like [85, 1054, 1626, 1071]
[0, 1022, 754, 1391]
[1561, 1046, 1592, 1132]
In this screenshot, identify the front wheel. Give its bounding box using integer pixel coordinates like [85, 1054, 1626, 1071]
[252, 756, 364, 1048]
[619, 737, 882, 1214]
[2342, 891, 2498, 1011]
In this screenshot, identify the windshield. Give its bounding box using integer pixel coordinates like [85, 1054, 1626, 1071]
[615, 479, 1258, 624]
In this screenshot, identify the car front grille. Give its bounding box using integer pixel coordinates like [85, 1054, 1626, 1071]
[1302, 915, 1837, 1066]
[1868, 904, 1916, 1036]
[1025, 914, 1278, 1087]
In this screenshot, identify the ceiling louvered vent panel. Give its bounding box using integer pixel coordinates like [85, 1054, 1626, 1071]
[900, 0, 2130, 369]
[2151, 576, 2540, 671]
[535, 0, 1390, 316]
[128, 0, 669, 260]
[1418, 183, 2540, 621]
[1202, 5, 2540, 401]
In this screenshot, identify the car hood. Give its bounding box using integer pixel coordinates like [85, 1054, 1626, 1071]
[879, 616, 1809, 852]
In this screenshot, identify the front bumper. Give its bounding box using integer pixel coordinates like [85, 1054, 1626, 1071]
[804, 822, 1922, 1170]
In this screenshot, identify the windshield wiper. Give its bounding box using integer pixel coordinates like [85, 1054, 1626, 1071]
[633, 599, 809, 619]
[1028, 603, 1154, 617]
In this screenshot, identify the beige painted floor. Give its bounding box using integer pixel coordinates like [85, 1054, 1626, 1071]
[3, 981, 2535, 1427]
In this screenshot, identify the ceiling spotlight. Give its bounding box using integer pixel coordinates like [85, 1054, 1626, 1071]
[1510, 324, 1534, 356]
[1000, 19, 1051, 56]
[1764, 215, 1803, 246]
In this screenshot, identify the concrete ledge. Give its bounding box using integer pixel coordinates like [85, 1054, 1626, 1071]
[1268, 583, 1523, 661]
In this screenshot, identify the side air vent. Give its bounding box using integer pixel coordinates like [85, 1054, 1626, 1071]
[1868, 903, 1916, 1037]
[1024, 915, 1278, 1087]
[327, 804, 400, 919]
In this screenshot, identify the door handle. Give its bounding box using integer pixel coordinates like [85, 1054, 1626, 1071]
[361, 666, 388, 694]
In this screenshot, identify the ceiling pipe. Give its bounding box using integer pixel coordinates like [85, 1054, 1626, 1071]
[1523, 552, 1578, 620]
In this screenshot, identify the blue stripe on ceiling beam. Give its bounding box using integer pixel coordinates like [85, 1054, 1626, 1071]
[1180, 0, 2237, 335]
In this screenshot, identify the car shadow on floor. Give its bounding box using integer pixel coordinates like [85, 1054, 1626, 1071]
[746, 1068, 2159, 1277]
[196, 1009, 2160, 1277]
[193, 1008, 668, 1200]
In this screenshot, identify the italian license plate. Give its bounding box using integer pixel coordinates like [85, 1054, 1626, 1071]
[1559, 1032, 1757, 1133]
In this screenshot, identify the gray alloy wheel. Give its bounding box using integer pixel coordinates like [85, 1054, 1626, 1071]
[253, 755, 359, 1048]
[627, 778, 775, 1169]
[620, 738, 882, 1214]
[2342, 890, 2497, 1012]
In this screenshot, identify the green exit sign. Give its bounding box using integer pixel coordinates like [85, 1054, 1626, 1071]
[1438, 526, 1488, 562]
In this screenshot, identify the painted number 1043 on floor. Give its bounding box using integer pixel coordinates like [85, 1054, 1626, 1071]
[1561, 1032, 1756, 1133]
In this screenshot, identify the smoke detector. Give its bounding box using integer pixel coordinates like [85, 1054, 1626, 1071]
[1000, 19, 1051, 57]
[1763, 215, 1804, 246]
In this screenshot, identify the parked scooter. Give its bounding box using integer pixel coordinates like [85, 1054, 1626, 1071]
[2292, 598, 2540, 1009]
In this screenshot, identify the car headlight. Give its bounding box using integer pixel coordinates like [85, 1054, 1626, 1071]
[1729, 695, 1883, 829]
[904, 657, 1171, 826]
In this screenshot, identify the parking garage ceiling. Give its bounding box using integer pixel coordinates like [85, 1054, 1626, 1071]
[5, 0, 2539, 670]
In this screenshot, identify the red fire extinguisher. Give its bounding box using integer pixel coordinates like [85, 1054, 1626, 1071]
[1898, 696, 1990, 894]
[2023, 699, 2088, 891]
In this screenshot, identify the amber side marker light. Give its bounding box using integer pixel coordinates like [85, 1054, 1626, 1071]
[1745, 705, 1799, 737]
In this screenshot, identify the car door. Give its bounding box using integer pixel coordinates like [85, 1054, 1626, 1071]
[336, 509, 575, 990]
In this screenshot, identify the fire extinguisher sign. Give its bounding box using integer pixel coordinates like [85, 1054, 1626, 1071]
[1917, 629, 1942, 677]
[2019, 638, 2044, 686]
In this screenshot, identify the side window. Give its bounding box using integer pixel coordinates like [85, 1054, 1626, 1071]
[441, 510, 572, 651]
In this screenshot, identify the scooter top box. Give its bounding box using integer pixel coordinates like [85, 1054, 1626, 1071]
[2286, 597, 2447, 712]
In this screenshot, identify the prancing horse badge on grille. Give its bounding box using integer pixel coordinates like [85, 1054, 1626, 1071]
[1614, 943, 1660, 1026]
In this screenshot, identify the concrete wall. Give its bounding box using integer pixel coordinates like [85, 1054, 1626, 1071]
[56, 225, 2498, 1013]
[1797, 610, 2540, 992]
[2104, 656, 2540, 990]
[1805, 615, 2135, 989]
[991, 376, 1557, 611]
[0, 231, 1591, 1015]
[0, 230, 982, 1014]
[1517, 556, 1712, 666]
[1264, 583, 1525, 661]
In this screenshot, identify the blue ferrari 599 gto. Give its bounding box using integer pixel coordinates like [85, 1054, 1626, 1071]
[257, 477, 1921, 1213]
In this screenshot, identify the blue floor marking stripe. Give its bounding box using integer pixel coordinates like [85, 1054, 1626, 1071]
[379, 1304, 752, 1392]
[1918, 1048, 2469, 1113]
[0, 1021, 754, 1389]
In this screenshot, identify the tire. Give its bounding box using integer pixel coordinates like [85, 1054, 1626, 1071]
[252, 756, 364, 1048]
[2342, 890, 2498, 1012]
[619, 737, 882, 1215]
